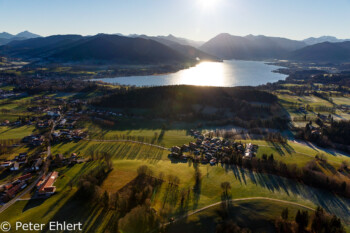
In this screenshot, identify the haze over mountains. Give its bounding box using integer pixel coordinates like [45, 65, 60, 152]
[290, 41, 350, 62]
[1, 31, 350, 64]
[199, 33, 307, 60]
[0, 31, 41, 46]
[0, 34, 207, 65]
[199, 33, 350, 62]
[303, 36, 350, 45]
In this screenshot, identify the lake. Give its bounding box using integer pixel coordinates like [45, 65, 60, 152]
[93, 60, 287, 87]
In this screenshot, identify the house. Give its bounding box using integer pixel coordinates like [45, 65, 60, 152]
[6, 181, 25, 199]
[189, 142, 197, 149]
[18, 173, 32, 181]
[210, 158, 217, 165]
[10, 162, 20, 171]
[244, 143, 255, 159]
[0, 161, 12, 167]
[4, 184, 13, 190]
[38, 171, 59, 195]
[171, 146, 181, 153]
[181, 144, 190, 152]
[34, 158, 43, 170]
[2, 120, 10, 126]
[36, 174, 46, 189]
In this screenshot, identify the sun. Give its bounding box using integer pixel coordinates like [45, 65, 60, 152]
[198, 0, 218, 9]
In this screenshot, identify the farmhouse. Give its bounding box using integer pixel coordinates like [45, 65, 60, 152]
[38, 171, 59, 195]
[18, 173, 32, 181]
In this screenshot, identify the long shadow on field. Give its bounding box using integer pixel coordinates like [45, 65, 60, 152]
[23, 198, 46, 212]
[281, 143, 295, 155]
[41, 193, 110, 233]
[226, 164, 350, 224]
[167, 201, 276, 233]
[267, 141, 285, 156]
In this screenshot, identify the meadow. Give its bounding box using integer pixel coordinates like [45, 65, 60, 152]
[166, 199, 314, 233]
[2, 140, 350, 233]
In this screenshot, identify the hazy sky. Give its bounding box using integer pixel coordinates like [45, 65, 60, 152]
[1, 0, 350, 41]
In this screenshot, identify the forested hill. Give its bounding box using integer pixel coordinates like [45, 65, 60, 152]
[50, 34, 191, 64]
[0, 34, 197, 65]
[92, 85, 286, 129]
[94, 85, 278, 109]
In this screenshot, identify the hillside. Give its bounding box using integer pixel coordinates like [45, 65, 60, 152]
[49, 34, 191, 64]
[0, 34, 197, 65]
[0, 35, 84, 58]
[200, 33, 307, 60]
[290, 41, 350, 62]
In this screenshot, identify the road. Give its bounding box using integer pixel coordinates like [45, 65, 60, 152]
[0, 115, 60, 213]
[165, 197, 315, 225]
[0, 172, 43, 213]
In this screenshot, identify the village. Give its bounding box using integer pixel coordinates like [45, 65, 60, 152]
[170, 129, 258, 165]
[0, 96, 88, 205]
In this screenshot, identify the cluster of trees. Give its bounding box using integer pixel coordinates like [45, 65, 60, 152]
[94, 85, 278, 110]
[76, 162, 112, 201]
[264, 132, 287, 143]
[94, 85, 278, 109]
[76, 164, 166, 233]
[218, 151, 350, 198]
[116, 166, 164, 233]
[323, 120, 350, 146]
[298, 120, 350, 151]
[1, 76, 131, 95]
[275, 207, 345, 233]
[262, 70, 350, 92]
[216, 220, 251, 233]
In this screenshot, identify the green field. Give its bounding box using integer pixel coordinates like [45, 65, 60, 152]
[166, 199, 313, 233]
[2, 142, 350, 232]
[239, 139, 350, 167]
[1, 91, 350, 232]
[332, 96, 350, 106]
[0, 125, 36, 140]
[81, 122, 194, 147]
[278, 94, 334, 108]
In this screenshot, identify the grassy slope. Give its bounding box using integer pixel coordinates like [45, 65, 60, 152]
[0, 125, 36, 140]
[240, 139, 350, 167]
[83, 122, 194, 147]
[1, 142, 350, 232]
[166, 199, 313, 233]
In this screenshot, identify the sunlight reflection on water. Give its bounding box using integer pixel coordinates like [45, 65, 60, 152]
[93, 60, 287, 87]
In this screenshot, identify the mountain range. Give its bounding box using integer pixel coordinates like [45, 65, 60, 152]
[303, 36, 350, 45]
[0, 31, 41, 46]
[0, 34, 213, 65]
[199, 34, 350, 62]
[290, 41, 350, 62]
[1, 31, 350, 64]
[199, 33, 307, 60]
